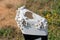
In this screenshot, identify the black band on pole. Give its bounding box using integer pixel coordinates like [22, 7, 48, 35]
[23, 34, 48, 40]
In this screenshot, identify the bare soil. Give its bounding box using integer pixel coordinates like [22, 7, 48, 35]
[0, 0, 26, 27]
[0, 0, 26, 40]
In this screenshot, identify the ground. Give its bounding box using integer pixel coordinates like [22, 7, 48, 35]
[0, 0, 60, 40]
[0, 0, 26, 27]
[0, 0, 25, 40]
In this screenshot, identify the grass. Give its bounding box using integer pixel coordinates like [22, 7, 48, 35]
[0, 25, 24, 40]
[0, 0, 60, 40]
[25, 0, 60, 40]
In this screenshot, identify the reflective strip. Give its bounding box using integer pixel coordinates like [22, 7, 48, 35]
[35, 38, 41, 40]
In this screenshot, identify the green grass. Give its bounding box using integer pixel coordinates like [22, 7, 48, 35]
[0, 0, 60, 40]
[25, 0, 60, 40]
[0, 25, 24, 40]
